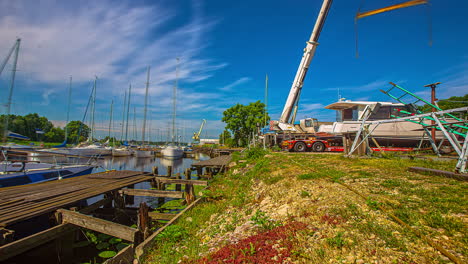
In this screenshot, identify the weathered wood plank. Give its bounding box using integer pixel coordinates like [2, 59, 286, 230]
[148, 212, 175, 221]
[155, 178, 208, 186]
[58, 209, 139, 242]
[135, 197, 203, 259]
[119, 189, 184, 198]
[103, 245, 135, 264]
[88, 170, 144, 179]
[408, 167, 468, 181]
[0, 224, 76, 261]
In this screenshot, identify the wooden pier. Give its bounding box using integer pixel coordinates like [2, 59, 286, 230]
[0, 168, 209, 263]
[192, 155, 232, 177]
[0, 153, 233, 263]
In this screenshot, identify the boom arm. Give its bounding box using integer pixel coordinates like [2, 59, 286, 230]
[279, 0, 333, 125]
[192, 119, 206, 140]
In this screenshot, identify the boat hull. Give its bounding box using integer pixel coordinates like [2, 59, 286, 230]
[161, 146, 184, 159]
[0, 165, 94, 188]
[112, 148, 133, 157]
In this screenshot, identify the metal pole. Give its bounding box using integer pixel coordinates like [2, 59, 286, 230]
[125, 84, 131, 142]
[121, 91, 127, 142]
[108, 100, 113, 141]
[65, 76, 72, 142]
[3, 39, 20, 142]
[90, 76, 97, 142]
[142, 67, 150, 144]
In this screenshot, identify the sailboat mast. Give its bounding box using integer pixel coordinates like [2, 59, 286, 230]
[2, 38, 20, 142]
[108, 99, 113, 140]
[133, 107, 136, 142]
[121, 91, 127, 142]
[89, 76, 97, 142]
[65, 76, 72, 142]
[125, 84, 131, 142]
[172, 58, 179, 144]
[142, 66, 150, 144]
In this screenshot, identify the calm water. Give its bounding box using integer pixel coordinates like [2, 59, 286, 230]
[28, 153, 210, 207]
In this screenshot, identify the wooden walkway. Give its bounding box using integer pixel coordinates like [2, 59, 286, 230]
[0, 170, 153, 228]
[192, 155, 232, 167]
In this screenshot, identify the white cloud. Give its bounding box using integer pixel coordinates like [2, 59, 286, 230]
[324, 79, 390, 93]
[218, 77, 251, 91]
[0, 0, 225, 99]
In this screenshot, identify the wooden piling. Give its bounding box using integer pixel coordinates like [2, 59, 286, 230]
[138, 202, 151, 240]
[184, 168, 195, 205]
[175, 173, 181, 191]
[167, 166, 172, 177]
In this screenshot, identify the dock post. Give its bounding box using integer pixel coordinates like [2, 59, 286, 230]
[167, 166, 172, 177]
[55, 208, 75, 263]
[185, 168, 195, 204]
[196, 167, 203, 179]
[150, 166, 159, 189]
[175, 172, 181, 191]
[138, 202, 151, 241]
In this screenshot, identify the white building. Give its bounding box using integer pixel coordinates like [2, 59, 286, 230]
[199, 139, 219, 145]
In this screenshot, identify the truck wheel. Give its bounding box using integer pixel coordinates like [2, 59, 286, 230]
[294, 142, 307, 152]
[311, 142, 325, 152]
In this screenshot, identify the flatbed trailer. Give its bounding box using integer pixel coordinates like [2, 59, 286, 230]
[281, 138, 416, 152]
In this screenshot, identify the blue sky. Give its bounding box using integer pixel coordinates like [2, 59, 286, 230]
[0, 0, 467, 141]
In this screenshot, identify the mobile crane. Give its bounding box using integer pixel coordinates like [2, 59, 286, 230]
[273, 0, 333, 133]
[268, 0, 338, 152]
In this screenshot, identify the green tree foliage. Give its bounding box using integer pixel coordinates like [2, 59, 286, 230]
[0, 113, 54, 141]
[66, 121, 90, 143]
[45, 127, 65, 142]
[222, 101, 269, 147]
[219, 130, 234, 146]
[418, 94, 468, 112]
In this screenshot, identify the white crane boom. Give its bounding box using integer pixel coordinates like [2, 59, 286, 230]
[278, 0, 333, 130]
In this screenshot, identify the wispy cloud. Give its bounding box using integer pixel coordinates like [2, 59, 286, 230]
[324, 80, 390, 93]
[218, 77, 251, 91]
[0, 0, 225, 98]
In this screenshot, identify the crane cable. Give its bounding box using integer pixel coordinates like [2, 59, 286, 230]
[355, 0, 433, 58]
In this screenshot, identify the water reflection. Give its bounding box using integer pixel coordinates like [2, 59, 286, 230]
[29, 154, 209, 176]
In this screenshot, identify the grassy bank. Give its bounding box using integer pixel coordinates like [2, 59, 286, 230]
[143, 150, 467, 263]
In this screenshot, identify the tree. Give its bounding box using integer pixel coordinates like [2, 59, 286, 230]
[45, 127, 65, 142]
[419, 94, 468, 113]
[0, 113, 54, 140]
[219, 130, 234, 146]
[66, 121, 90, 143]
[222, 101, 269, 147]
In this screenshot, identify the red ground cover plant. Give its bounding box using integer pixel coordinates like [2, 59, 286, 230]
[194, 221, 311, 264]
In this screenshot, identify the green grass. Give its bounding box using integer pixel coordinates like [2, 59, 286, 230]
[144, 151, 467, 263]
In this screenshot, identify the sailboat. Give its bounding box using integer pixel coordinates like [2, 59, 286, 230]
[161, 58, 184, 159]
[133, 66, 154, 158]
[72, 77, 111, 156]
[112, 85, 133, 156]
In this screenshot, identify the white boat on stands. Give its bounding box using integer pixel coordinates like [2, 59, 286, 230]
[161, 145, 184, 159]
[133, 148, 154, 158]
[112, 148, 133, 157]
[317, 100, 443, 147]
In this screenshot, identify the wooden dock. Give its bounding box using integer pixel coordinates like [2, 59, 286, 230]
[192, 155, 232, 177]
[0, 168, 209, 263]
[0, 170, 153, 228]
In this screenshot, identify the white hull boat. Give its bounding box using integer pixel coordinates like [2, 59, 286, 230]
[112, 148, 133, 157]
[161, 145, 184, 159]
